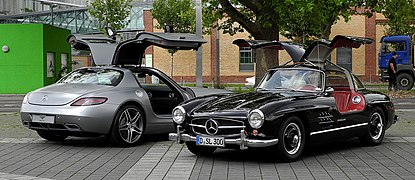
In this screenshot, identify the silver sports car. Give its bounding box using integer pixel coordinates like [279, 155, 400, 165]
[20, 31, 229, 146]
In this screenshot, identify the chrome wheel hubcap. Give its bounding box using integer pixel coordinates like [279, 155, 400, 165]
[118, 107, 143, 144]
[283, 122, 302, 155]
[370, 112, 383, 140]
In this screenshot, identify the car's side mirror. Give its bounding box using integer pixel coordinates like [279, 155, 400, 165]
[324, 87, 334, 96]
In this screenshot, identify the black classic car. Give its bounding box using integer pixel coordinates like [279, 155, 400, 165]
[169, 35, 398, 162]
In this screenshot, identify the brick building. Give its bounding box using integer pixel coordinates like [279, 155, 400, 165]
[146, 10, 390, 84]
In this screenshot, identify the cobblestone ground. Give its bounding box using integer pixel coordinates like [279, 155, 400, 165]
[0, 110, 414, 179]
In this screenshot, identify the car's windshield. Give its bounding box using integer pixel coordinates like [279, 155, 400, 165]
[58, 69, 123, 86]
[258, 68, 323, 92]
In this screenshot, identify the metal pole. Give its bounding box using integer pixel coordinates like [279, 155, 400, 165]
[195, 0, 203, 87]
[50, 4, 53, 25]
[215, 25, 220, 87]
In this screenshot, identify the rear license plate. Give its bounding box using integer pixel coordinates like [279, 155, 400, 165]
[32, 114, 55, 124]
[196, 135, 225, 147]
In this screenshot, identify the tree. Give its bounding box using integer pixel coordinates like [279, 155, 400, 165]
[280, 0, 377, 43]
[206, 0, 283, 85]
[152, 0, 215, 34]
[376, 0, 415, 35]
[206, 0, 379, 85]
[152, 0, 195, 33]
[153, 0, 379, 85]
[88, 0, 132, 32]
[152, 0, 194, 78]
[152, 0, 216, 78]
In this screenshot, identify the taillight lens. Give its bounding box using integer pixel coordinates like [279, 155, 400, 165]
[71, 97, 107, 106]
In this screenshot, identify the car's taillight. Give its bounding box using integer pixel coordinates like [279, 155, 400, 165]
[71, 97, 107, 106]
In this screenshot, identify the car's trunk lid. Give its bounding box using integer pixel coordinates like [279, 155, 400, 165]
[28, 84, 112, 106]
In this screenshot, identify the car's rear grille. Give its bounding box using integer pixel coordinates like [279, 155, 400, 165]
[190, 118, 245, 137]
[29, 122, 67, 130]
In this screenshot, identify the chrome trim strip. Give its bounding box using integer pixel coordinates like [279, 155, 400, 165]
[192, 117, 246, 121]
[310, 123, 368, 136]
[189, 124, 205, 128]
[189, 124, 246, 130]
[192, 131, 240, 138]
[218, 126, 246, 129]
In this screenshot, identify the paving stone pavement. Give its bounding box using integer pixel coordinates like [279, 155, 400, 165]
[0, 105, 414, 179]
[0, 137, 415, 179]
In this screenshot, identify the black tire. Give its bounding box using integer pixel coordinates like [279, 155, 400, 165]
[274, 116, 306, 162]
[109, 105, 145, 146]
[36, 130, 68, 141]
[359, 107, 385, 146]
[185, 141, 216, 156]
[397, 73, 414, 90]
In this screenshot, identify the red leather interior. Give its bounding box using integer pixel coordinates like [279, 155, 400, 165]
[332, 87, 365, 114]
[332, 90, 351, 113]
[300, 84, 317, 91]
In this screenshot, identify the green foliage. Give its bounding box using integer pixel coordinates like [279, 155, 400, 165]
[205, 0, 281, 39]
[376, 0, 415, 36]
[152, 0, 216, 34]
[279, 0, 378, 43]
[152, 0, 195, 33]
[204, 0, 377, 42]
[152, 0, 217, 56]
[88, 0, 132, 32]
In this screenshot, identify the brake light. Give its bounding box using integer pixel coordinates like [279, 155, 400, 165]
[71, 97, 107, 106]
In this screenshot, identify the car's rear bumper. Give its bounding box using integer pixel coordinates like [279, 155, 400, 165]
[169, 125, 279, 150]
[394, 115, 399, 124]
[20, 103, 118, 135]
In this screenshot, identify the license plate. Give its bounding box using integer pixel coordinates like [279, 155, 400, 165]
[196, 135, 225, 147]
[32, 114, 55, 124]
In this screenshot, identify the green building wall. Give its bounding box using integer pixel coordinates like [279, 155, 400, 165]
[0, 24, 71, 94]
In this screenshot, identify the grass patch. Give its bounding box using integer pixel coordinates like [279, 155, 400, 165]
[231, 86, 254, 93]
[182, 83, 246, 88]
[377, 89, 415, 99]
[364, 82, 388, 87]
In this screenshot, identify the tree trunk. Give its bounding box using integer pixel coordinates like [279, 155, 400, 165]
[217, 0, 280, 87]
[252, 27, 280, 87]
[255, 48, 279, 86]
[322, 17, 336, 39]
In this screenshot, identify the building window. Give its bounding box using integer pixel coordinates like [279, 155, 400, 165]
[239, 47, 255, 72]
[336, 47, 352, 71]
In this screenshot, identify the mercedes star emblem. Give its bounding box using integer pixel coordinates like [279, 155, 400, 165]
[205, 119, 219, 135]
[42, 95, 48, 102]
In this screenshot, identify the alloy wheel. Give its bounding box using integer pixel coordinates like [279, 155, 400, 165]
[118, 107, 143, 144]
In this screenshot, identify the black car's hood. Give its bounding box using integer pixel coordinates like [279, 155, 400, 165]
[194, 90, 317, 113]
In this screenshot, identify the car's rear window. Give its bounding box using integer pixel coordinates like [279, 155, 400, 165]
[58, 69, 123, 86]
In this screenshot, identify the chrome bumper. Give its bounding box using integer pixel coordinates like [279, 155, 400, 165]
[169, 125, 279, 150]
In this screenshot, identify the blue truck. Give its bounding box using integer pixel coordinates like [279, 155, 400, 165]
[378, 35, 415, 90]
